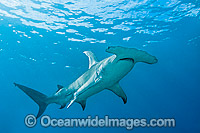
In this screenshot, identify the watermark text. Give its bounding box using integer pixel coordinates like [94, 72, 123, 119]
[25, 115, 176, 130]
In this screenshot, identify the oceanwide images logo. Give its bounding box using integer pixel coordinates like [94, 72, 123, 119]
[24, 114, 176, 129]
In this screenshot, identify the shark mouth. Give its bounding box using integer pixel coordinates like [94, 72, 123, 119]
[119, 58, 134, 63]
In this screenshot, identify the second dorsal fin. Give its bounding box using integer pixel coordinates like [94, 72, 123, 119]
[57, 85, 64, 89]
[56, 85, 64, 92]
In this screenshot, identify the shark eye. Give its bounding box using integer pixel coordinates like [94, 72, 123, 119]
[107, 46, 111, 49]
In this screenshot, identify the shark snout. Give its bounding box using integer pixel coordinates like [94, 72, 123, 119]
[147, 56, 158, 64]
[153, 58, 158, 64]
[106, 46, 111, 52]
[106, 46, 115, 53]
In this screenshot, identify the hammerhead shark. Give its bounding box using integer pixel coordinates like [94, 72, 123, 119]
[14, 46, 158, 118]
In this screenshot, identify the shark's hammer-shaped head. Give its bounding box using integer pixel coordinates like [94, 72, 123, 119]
[106, 46, 158, 64]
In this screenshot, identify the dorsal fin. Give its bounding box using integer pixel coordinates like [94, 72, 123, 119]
[83, 51, 98, 69]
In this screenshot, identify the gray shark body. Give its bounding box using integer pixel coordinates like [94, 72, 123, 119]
[14, 46, 157, 118]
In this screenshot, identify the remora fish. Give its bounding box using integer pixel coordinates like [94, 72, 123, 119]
[14, 46, 158, 118]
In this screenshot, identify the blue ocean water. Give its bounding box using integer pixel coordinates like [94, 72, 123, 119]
[0, 0, 200, 132]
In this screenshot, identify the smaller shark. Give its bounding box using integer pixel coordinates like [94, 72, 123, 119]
[14, 46, 158, 118]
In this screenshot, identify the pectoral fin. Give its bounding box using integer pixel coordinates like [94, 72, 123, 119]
[107, 84, 127, 104]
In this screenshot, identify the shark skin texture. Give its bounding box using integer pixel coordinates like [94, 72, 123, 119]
[14, 46, 158, 118]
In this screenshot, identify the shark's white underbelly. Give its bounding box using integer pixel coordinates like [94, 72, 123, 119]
[75, 58, 135, 101]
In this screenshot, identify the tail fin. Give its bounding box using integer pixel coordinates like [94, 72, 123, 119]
[14, 83, 49, 119]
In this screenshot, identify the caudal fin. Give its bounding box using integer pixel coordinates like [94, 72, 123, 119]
[14, 83, 49, 119]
